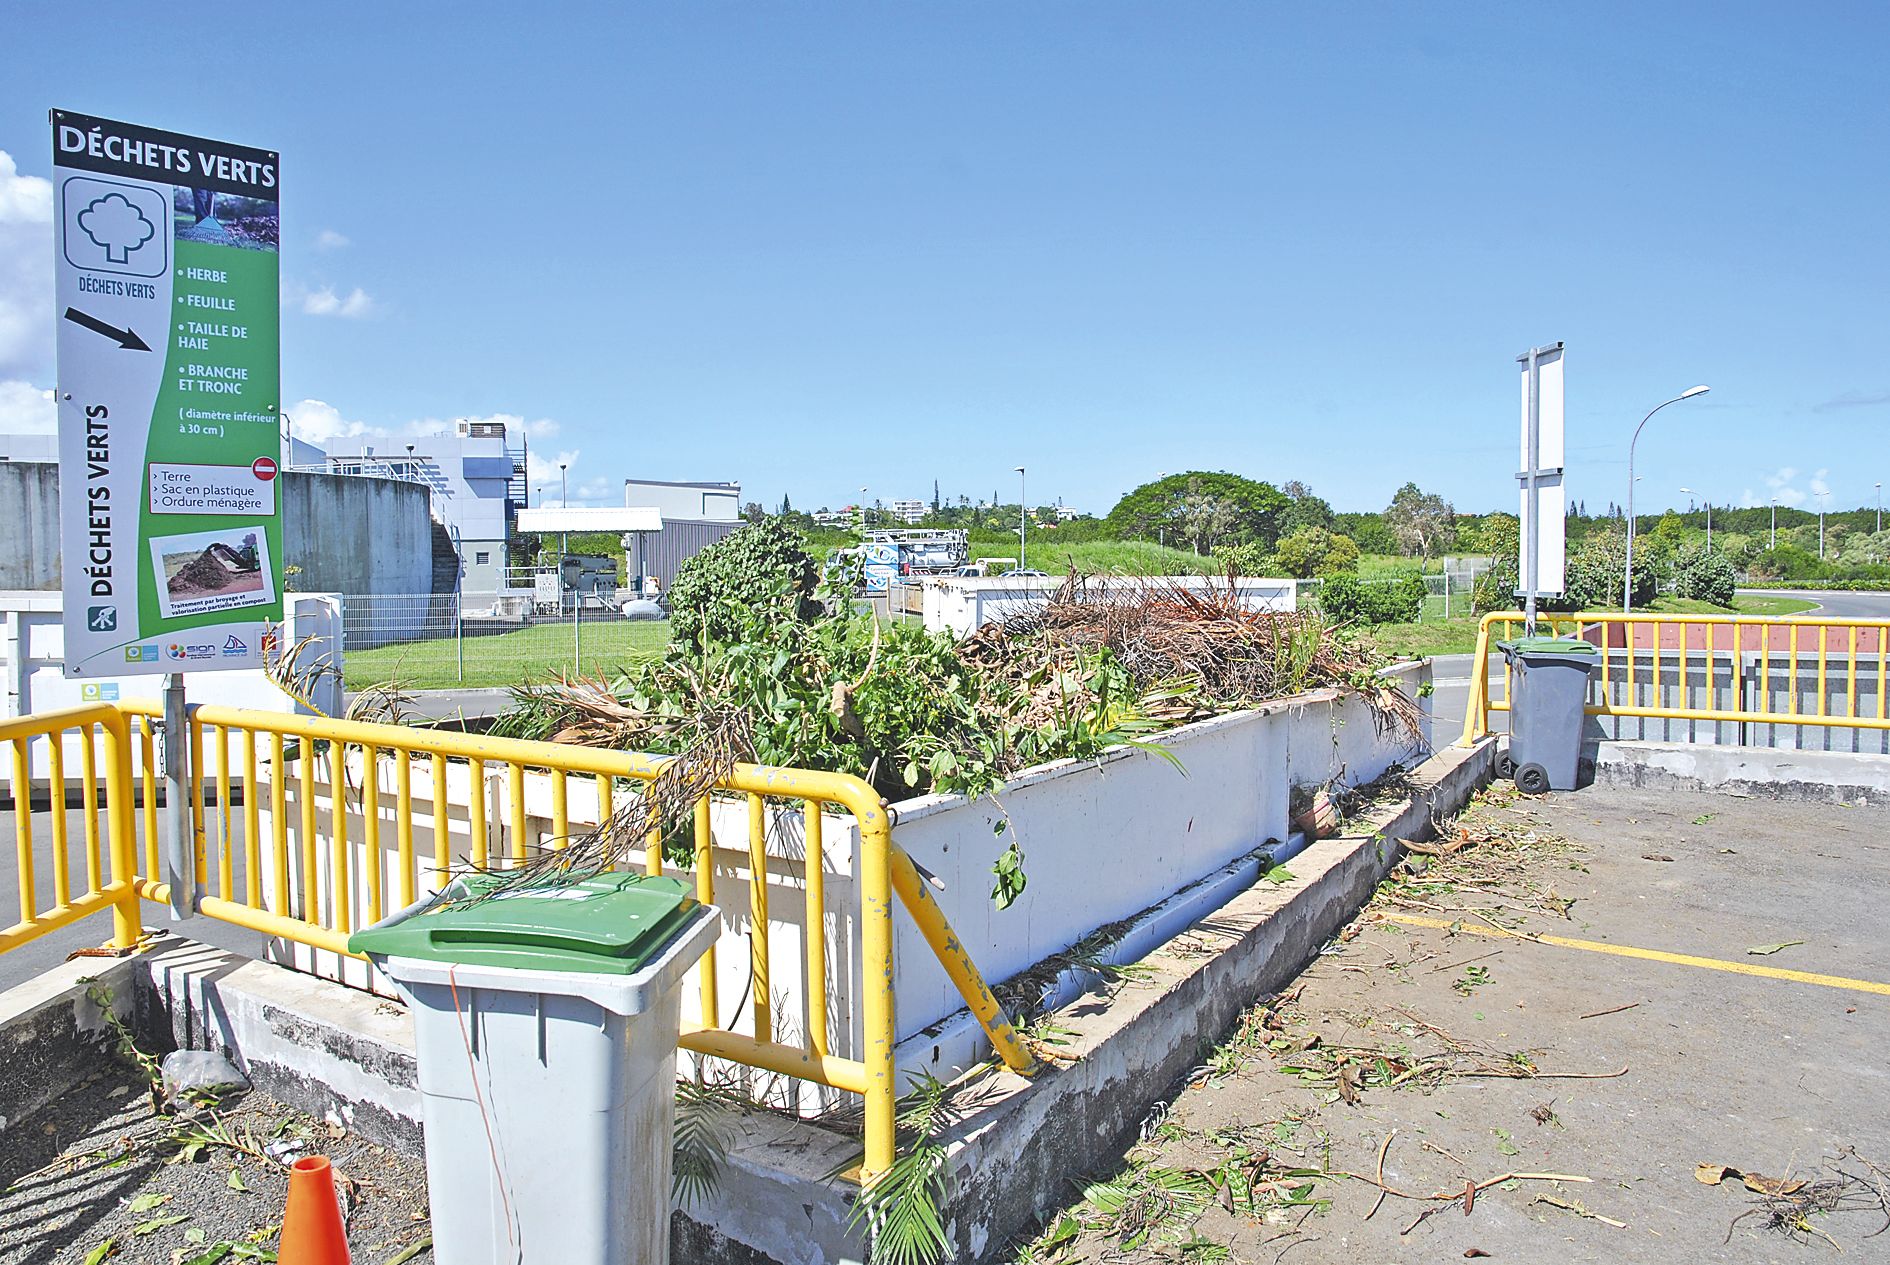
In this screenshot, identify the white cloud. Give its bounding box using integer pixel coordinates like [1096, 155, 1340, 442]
[1762, 466, 1809, 508]
[295, 284, 376, 319]
[313, 228, 350, 251]
[526, 449, 580, 487]
[282, 397, 373, 445]
[0, 378, 56, 434]
[286, 400, 565, 465]
[402, 411, 557, 442]
[0, 151, 54, 379]
[1809, 468, 1831, 499]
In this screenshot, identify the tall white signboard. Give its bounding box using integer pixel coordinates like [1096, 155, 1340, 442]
[1517, 343, 1566, 628]
[52, 110, 282, 678]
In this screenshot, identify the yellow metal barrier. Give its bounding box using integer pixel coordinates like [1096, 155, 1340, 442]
[1461, 610, 1890, 746]
[9, 700, 1029, 1184]
[0, 705, 143, 954]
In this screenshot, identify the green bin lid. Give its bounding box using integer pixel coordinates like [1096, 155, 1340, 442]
[348, 872, 701, 975]
[1504, 636, 1598, 656]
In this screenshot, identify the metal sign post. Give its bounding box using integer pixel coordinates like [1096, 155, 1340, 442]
[159, 673, 195, 919]
[1516, 343, 1567, 636]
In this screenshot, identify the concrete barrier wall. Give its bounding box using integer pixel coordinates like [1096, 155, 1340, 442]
[921, 574, 1297, 638]
[249, 661, 1432, 1096]
[0, 462, 60, 590]
[0, 462, 435, 597]
[279, 471, 436, 596]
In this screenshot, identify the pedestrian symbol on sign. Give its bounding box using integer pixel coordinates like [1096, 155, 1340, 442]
[87, 606, 117, 632]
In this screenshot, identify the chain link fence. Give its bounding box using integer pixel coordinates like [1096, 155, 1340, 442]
[339, 592, 670, 690]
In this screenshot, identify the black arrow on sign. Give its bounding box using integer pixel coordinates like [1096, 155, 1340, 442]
[63, 307, 150, 352]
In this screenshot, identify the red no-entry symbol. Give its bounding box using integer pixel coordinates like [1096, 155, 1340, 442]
[252, 456, 279, 481]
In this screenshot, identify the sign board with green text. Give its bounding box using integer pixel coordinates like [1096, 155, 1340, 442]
[52, 110, 282, 677]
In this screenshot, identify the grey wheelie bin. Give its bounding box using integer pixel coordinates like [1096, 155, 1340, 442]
[350, 871, 719, 1265]
[1499, 637, 1599, 793]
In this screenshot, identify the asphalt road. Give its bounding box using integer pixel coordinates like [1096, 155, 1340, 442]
[1428, 650, 1505, 744]
[1744, 588, 1890, 619]
[0, 805, 264, 992]
[1033, 783, 1890, 1263]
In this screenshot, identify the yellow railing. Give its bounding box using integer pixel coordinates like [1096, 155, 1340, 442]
[1, 705, 143, 954]
[1462, 610, 1890, 746]
[3, 701, 1033, 1184]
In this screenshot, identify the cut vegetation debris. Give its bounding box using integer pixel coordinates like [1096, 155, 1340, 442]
[492, 529, 1420, 814]
[1698, 1150, 1890, 1249]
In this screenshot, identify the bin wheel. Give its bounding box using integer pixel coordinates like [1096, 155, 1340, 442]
[1496, 752, 1516, 779]
[1514, 763, 1551, 795]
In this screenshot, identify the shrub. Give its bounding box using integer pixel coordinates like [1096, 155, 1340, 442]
[667, 521, 820, 649]
[1212, 540, 1271, 577]
[1670, 544, 1737, 606]
[1318, 572, 1424, 625]
[1554, 528, 1656, 611]
[1271, 527, 1360, 578]
[1473, 517, 1521, 614]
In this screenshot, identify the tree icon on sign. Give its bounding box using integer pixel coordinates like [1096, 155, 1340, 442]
[78, 192, 156, 264]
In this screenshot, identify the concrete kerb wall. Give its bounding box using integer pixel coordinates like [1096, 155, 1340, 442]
[1592, 739, 1890, 804]
[921, 574, 1297, 639]
[0, 951, 136, 1134]
[238, 659, 1431, 1109]
[0, 737, 1491, 1264]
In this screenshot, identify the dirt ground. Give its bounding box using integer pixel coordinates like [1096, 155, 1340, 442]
[1, 1060, 430, 1265]
[1010, 782, 1890, 1264]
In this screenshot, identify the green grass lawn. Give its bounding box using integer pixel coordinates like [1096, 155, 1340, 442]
[1368, 618, 1485, 658]
[1653, 594, 1818, 616]
[345, 620, 672, 690]
[967, 537, 1220, 575]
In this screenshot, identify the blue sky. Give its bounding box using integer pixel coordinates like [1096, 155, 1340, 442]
[2, 2, 1885, 516]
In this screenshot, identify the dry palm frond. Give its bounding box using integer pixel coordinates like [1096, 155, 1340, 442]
[262, 626, 340, 716]
[345, 678, 415, 727]
[474, 708, 754, 896]
[960, 569, 1422, 742]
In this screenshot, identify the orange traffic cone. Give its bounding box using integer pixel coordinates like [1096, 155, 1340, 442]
[280, 1155, 351, 1264]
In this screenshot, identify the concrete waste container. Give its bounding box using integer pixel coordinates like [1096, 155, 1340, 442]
[1499, 637, 1599, 793]
[350, 871, 719, 1265]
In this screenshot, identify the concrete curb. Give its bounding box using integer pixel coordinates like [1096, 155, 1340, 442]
[139, 936, 425, 1150]
[0, 952, 137, 1135]
[1594, 740, 1890, 804]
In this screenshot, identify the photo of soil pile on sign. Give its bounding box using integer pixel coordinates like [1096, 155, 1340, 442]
[150, 526, 275, 618]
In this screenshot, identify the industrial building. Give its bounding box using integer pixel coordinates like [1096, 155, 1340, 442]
[621, 477, 744, 593]
[304, 419, 525, 593]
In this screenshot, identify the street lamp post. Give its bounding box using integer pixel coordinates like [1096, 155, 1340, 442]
[1015, 466, 1027, 571]
[559, 462, 569, 554]
[1680, 487, 1713, 550]
[1877, 482, 1883, 533]
[1624, 385, 1711, 611]
[1770, 496, 1778, 550]
[1819, 491, 1830, 560]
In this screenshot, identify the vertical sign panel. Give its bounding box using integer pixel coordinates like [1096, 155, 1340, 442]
[1518, 345, 1567, 598]
[53, 111, 281, 676]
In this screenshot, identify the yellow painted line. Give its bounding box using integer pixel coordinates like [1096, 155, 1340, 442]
[1379, 912, 1890, 998]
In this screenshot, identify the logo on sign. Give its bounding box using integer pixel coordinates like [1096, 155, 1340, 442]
[252, 457, 278, 482]
[125, 644, 159, 662]
[86, 605, 117, 632]
[166, 643, 188, 660]
[81, 682, 121, 702]
[222, 634, 248, 656]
